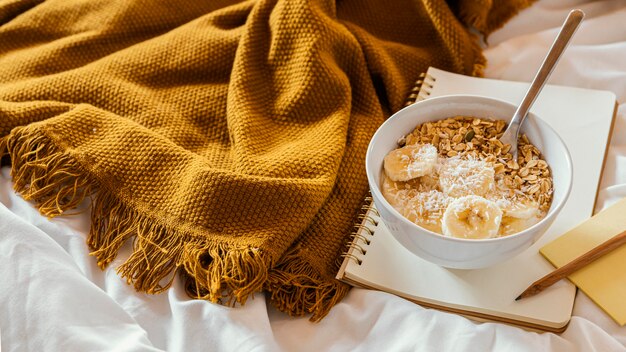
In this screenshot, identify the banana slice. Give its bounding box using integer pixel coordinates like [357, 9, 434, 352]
[442, 195, 503, 239]
[381, 173, 420, 208]
[383, 143, 438, 182]
[381, 173, 448, 233]
[499, 198, 539, 219]
[497, 198, 541, 235]
[439, 157, 495, 197]
[401, 190, 450, 234]
[499, 216, 541, 236]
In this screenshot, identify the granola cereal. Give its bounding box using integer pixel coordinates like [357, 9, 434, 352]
[381, 116, 553, 239]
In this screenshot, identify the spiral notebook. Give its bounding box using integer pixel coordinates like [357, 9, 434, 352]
[336, 67, 617, 333]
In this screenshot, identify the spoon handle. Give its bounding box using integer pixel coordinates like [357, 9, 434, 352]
[506, 9, 584, 147]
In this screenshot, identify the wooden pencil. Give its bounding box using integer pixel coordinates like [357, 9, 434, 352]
[516, 230, 626, 301]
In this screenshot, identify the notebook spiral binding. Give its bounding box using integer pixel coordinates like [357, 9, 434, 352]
[341, 194, 380, 266]
[403, 72, 436, 107]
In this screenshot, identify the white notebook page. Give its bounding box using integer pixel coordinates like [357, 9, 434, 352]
[339, 67, 616, 329]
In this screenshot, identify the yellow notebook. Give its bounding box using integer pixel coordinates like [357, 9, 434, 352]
[540, 197, 626, 326]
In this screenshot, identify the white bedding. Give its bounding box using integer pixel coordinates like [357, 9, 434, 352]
[2, 0, 626, 350]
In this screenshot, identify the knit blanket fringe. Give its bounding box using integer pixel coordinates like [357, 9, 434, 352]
[268, 246, 350, 321]
[0, 127, 266, 305]
[0, 125, 346, 318]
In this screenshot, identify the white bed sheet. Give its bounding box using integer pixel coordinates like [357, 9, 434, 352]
[1, 0, 626, 350]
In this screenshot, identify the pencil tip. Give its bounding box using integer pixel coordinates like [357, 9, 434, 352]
[515, 295, 522, 301]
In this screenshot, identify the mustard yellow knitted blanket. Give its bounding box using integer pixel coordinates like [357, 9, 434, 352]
[0, 0, 531, 320]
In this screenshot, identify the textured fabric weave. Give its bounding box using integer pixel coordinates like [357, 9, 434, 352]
[0, 0, 531, 320]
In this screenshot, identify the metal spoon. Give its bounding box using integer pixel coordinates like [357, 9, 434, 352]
[499, 9, 585, 160]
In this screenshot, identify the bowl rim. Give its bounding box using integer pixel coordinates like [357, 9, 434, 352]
[365, 94, 574, 244]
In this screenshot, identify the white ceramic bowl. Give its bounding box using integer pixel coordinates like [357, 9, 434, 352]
[366, 95, 572, 269]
